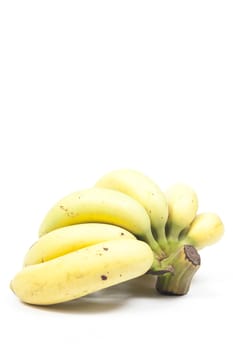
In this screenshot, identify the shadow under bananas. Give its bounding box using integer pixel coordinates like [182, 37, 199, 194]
[26, 275, 162, 314]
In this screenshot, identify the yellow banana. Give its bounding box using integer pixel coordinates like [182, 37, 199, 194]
[95, 169, 168, 247]
[11, 239, 154, 305]
[24, 223, 135, 266]
[182, 213, 224, 249]
[165, 184, 198, 243]
[38, 187, 165, 258]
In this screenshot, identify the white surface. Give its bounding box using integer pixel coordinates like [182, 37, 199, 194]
[0, 1, 232, 349]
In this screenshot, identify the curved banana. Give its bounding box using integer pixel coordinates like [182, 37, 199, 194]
[24, 223, 136, 266]
[38, 187, 165, 258]
[95, 169, 168, 247]
[182, 213, 224, 249]
[165, 184, 198, 243]
[11, 239, 154, 305]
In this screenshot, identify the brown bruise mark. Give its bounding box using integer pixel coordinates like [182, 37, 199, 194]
[67, 211, 75, 217]
[59, 205, 68, 212]
[103, 247, 109, 251]
[120, 232, 125, 236]
[59, 205, 76, 217]
[101, 275, 108, 280]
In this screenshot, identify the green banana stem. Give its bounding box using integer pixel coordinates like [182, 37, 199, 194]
[144, 230, 167, 260]
[148, 254, 174, 275]
[156, 245, 201, 295]
[167, 223, 182, 242]
[155, 226, 168, 251]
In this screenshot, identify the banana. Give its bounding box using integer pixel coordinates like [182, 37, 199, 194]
[165, 184, 198, 243]
[11, 239, 154, 305]
[24, 223, 136, 266]
[95, 169, 168, 247]
[38, 187, 165, 258]
[182, 213, 224, 249]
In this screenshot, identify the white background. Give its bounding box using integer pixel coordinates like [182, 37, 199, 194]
[0, 1, 232, 349]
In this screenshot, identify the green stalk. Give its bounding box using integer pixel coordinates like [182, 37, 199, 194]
[144, 229, 167, 260]
[147, 251, 174, 276]
[166, 223, 182, 242]
[156, 245, 201, 295]
[155, 226, 168, 252]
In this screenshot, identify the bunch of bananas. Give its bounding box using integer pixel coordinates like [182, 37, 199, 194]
[10, 169, 224, 305]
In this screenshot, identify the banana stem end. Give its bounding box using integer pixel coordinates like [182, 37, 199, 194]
[156, 245, 201, 295]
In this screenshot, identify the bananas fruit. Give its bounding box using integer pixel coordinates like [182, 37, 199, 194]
[24, 223, 135, 266]
[11, 229, 153, 305]
[38, 187, 164, 258]
[95, 169, 168, 247]
[11, 168, 224, 304]
[183, 213, 224, 249]
[165, 183, 198, 243]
